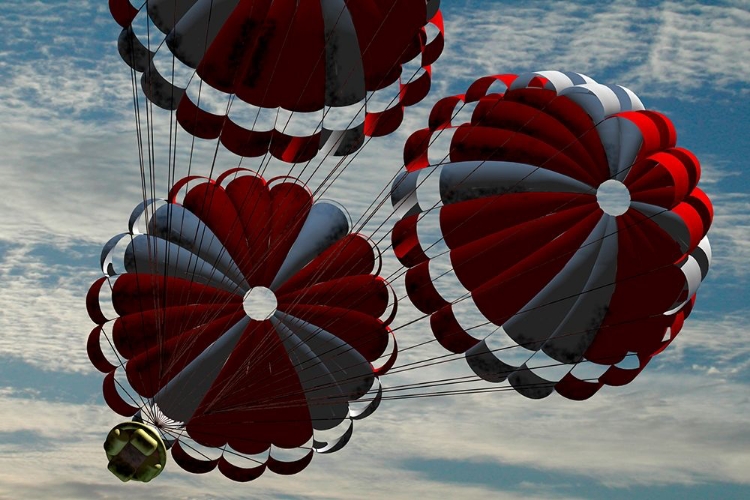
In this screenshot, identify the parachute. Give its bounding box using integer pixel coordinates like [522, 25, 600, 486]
[87, 170, 397, 481]
[390, 71, 713, 400]
[110, 0, 445, 162]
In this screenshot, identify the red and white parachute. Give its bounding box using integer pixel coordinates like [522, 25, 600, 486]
[88, 170, 396, 480]
[391, 71, 712, 400]
[110, 0, 444, 162]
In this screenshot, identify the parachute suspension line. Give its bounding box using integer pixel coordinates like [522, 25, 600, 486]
[193, 35, 441, 385]
[96, 289, 150, 412]
[385, 313, 671, 380]
[165, 132, 252, 377]
[115, 1, 163, 416]
[151, 375, 586, 425]
[131, 148, 692, 407]
[241, 220, 686, 412]
[205, 93, 643, 407]
[144, 1, 173, 395]
[160, 0, 433, 324]
[129, 0, 165, 412]
[157, 4, 184, 417]
[349, 100, 474, 237]
[158, 0, 247, 394]
[205, 96, 693, 412]
[172, 89, 598, 403]
[154, 1, 177, 420]
[214, 272, 674, 415]
[183, 351, 635, 416]
[147, 2, 436, 398]
[146, 384, 563, 438]
[160, 0, 186, 393]
[111, 0, 440, 374]
[152, 0, 288, 399]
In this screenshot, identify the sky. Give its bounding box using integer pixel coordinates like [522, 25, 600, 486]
[0, 0, 749, 499]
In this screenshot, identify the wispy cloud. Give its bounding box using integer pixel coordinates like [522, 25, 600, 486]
[625, 1, 750, 96]
[658, 312, 750, 376]
[436, 0, 750, 98]
[705, 192, 750, 280]
[0, 240, 100, 372]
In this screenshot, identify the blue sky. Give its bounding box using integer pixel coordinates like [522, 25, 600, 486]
[0, 0, 749, 498]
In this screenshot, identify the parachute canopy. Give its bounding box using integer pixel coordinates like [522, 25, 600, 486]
[88, 170, 397, 480]
[111, 0, 445, 162]
[391, 71, 712, 400]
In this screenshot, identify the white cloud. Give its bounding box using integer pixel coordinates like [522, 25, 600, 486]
[658, 312, 750, 375]
[0, 240, 99, 372]
[436, 0, 750, 98]
[0, 1, 142, 245]
[625, 2, 750, 95]
[705, 192, 750, 280]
